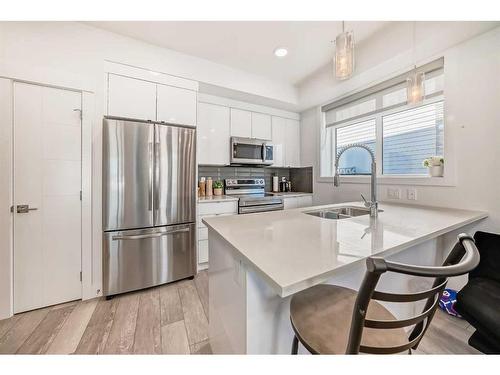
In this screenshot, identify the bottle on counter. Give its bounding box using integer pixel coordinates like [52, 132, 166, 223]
[287, 180, 292, 192]
[206, 177, 213, 197]
[280, 177, 288, 192]
[272, 175, 279, 193]
[199, 177, 206, 197]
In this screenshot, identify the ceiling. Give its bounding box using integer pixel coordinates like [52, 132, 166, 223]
[88, 21, 389, 85]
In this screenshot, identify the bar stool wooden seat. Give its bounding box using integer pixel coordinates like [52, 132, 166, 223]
[290, 234, 480, 355]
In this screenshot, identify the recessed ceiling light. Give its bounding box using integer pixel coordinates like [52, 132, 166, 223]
[274, 47, 288, 58]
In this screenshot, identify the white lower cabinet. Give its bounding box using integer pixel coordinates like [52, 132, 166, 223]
[198, 240, 209, 264]
[298, 195, 313, 208]
[197, 200, 238, 270]
[283, 195, 313, 210]
[283, 197, 298, 210]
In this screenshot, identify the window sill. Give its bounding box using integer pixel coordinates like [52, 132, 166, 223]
[317, 174, 456, 187]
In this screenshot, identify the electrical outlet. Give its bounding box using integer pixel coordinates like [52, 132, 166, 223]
[407, 188, 417, 201]
[387, 187, 401, 199]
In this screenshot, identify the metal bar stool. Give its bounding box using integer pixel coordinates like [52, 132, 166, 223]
[290, 233, 480, 354]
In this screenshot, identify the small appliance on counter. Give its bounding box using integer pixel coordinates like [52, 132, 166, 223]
[272, 175, 279, 193]
[279, 177, 292, 192]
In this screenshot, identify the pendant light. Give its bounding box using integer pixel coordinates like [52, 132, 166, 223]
[407, 22, 425, 104]
[334, 21, 355, 80]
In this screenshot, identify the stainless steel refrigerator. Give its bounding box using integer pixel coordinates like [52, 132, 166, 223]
[102, 118, 196, 297]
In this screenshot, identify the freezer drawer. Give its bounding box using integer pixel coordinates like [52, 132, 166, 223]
[103, 223, 196, 296]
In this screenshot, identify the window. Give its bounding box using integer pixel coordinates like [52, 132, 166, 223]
[383, 101, 444, 175]
[336, 119, 376, 175]
[320, 58, 444, 178]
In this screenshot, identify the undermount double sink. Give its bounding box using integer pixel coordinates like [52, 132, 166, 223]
[304, 206, 383, 220]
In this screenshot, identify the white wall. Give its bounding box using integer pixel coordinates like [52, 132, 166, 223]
[297, 21, 498, 111]
[0, 79, 13, 317]
[300, 27, 500, 290]
[0, 22, 298, 106]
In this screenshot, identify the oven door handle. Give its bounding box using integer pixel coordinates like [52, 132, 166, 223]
[239, 203, 284, 214]
[112, 227, 190, 241]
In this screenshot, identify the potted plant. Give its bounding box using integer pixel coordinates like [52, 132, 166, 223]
[213, 180, 224, 196]
[423, 156, 444, 177]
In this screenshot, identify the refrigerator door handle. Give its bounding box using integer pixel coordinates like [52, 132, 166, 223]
[154, 140, 161, 217]
[148, 142, 153, 211]
[112, 227, 190, 241]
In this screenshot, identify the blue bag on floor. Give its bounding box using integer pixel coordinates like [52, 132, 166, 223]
[438, 288, 462, 318]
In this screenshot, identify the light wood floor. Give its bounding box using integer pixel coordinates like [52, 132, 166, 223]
[0, 271, 479, 355]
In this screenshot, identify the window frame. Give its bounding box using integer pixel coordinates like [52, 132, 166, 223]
[319, 94, 455, 187]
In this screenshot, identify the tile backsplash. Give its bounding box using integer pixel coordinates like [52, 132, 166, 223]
[198, 165, 312, 193]
[198, 166, 289, 192]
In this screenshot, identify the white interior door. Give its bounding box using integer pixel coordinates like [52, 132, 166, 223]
[13, 82, 82, 313]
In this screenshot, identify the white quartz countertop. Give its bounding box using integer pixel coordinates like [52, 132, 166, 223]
[203, 202, 487, 297]
[197, 195, 239, 203]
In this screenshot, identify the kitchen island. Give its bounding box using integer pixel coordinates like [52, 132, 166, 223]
[203, 202, 487, 354]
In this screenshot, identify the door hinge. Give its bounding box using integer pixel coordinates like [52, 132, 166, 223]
[80, 271, 82, 282]
[80, 190, 82, 201]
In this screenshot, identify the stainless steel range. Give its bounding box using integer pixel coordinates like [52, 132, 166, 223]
[225, 178, 284, 214]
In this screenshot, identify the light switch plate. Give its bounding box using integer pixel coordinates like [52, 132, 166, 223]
[387, 187, 401, 199]
[407, 188, 417, 200]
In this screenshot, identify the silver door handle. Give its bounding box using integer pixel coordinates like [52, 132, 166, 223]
[262, 143, 266, 162]
[15, 205, 38, 213]
[112, 227, 190, 241]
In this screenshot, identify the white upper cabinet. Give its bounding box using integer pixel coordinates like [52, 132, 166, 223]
[156, 84, 197, 127]
[285, 119, 301, 167]
[108, 74, 157, 121]
[230, 108, 252, 138]
[230, 108, 272, 140]
[271, 116, 286, 167]
[198, 102, 230, 165]
[251, 112, 272, 140]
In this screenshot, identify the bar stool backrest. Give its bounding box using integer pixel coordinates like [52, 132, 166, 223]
[346, 233, 480, 354]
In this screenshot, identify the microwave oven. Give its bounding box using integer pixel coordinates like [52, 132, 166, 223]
[230, 137, 274, 166]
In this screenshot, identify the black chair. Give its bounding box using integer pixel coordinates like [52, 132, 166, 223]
[455, 231, 500, 354]
[290, 234, 480, 354]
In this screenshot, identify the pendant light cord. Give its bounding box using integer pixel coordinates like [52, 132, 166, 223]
[412, 21, 417, 69]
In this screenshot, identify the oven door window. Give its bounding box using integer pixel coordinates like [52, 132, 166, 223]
[234, 143, 263, 160]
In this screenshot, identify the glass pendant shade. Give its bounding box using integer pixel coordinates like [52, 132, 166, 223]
[334, 30, 354, 80]
[407, 69, 425, 104]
